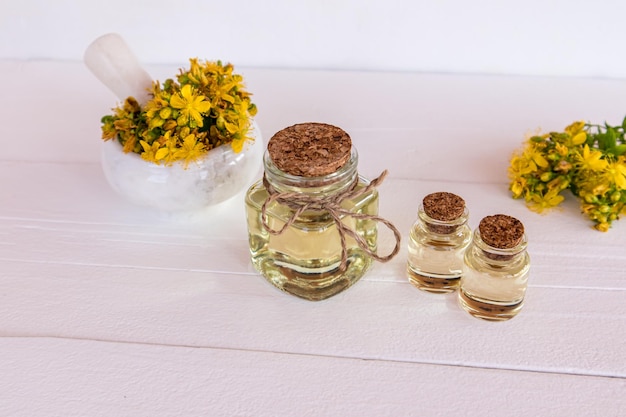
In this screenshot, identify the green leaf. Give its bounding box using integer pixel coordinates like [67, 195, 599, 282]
[615, 144, 626, 156]
[606, 127, 617, 151]
[596, 132, 607, 150]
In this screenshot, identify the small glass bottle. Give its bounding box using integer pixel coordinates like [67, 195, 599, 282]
[245, 123, 400, 301]
[407, 192, 472, 293]
[459, 214, 530, 321]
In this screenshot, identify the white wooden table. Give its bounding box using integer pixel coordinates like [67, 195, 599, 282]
[2, 60, 625, 416]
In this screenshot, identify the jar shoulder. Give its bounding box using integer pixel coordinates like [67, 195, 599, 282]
[245, 176, 377, 209]
[464, 249, 530, 276]
[409, 222, 472, 247]
[245, 179, 268, 207]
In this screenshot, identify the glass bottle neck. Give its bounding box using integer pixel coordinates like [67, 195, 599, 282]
[418, 205, 469, 235]
[263, 147, 359, 195]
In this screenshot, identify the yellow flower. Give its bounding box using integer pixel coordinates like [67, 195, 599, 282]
[555, 143, 569, 157]
[148, 116, 165, 130]
[113, 118, 133, 131]
[145, 95, 169, 119]
[553, 160, 573, 173]
[101, 117, 117, 140]
[211, 81, 237, 105]
[559, 121, 587, 146]
[571, 132, 587, 146]
[122, 97, 141, 113]
[606, 160, 626, 190]
[101, 58, 256, 165]
[595, 222, 610, 232]
[139, 140, 168, 164]
[508, 118, 626, 231]
[527, 146, 549, 169]
[565, 121, 585, 136]
[174, 134, 207, 166]
[577, 145, 608, 172]
[170, 84, 211, 127]
[591, 182, 610, 196]
[156, 132, 180, 165]
[547, 176, 569, 192]
[528, 189, 565, 213]
[162, 119, 177, 131]
[229, 138, 243, 153]
[186, 58, 209, 86]
[509, 150, 542, 176]
[122, 136, 138, 154]
[510, 177, 527, 199]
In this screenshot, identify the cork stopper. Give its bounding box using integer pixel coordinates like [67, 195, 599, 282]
[479, 214, 524, 249]
[423, 192, 465, 221]
[267, 123, 352, 177]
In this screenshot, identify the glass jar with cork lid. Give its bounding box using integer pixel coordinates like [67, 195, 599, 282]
[407, 192, 472, 293]
[245, 123, 401, 301]
[459, 214, 530, 321]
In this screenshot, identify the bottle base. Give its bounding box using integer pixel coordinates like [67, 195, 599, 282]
[252, 252, 372, 301]
[407, 267, 460, 294]
[458, 289, 523, 321]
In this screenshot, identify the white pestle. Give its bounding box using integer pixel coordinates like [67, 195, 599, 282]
[84, 33, 153, 106]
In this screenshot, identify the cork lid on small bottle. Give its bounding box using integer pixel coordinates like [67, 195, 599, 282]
[478, 214, 525, 249]
[267, 123, 352, 177]
[423, 192, 466, 221]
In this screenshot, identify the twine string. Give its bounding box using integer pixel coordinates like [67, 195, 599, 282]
[260, 170, 401, 271]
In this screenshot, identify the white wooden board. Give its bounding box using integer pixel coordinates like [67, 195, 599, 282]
[1, 61, 624, 416]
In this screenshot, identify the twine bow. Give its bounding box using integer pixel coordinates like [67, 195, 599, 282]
[260, 170, 401, 271]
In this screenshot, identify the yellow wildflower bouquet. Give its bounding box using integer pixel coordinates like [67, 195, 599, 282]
[509, 119, 626, 231]
[101, 58, 257, 166]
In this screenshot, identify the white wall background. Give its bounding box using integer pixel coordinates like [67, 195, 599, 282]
[2, 0, 626, 78]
